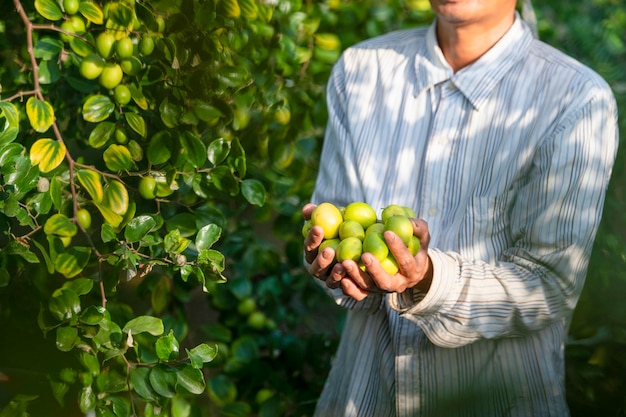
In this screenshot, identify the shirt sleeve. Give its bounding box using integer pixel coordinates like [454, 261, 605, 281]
[388, 85, 619, 348]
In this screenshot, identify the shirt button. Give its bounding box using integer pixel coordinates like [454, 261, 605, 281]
[447, 81, 457, 90]
[428, 207, 438, 216]
[405, 347, 414, 355]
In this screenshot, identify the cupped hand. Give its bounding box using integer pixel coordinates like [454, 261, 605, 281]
[339, 218, 433, 301]
[302, 203, 347, 289]
[302, 204, 433, 301]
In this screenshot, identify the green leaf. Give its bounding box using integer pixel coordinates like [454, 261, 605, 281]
[187, 343, 218, 369]
[56, 326, 79, 352]
[80, 352, 101, 376]
[171, 396, 192, 417]
[221, 402, 252, 417]
[96, 369, 127, 394]
[165, 213, 197, 237]
[179, 131, 207, 168]
[125, 112, 147, 138]
[35, 0, 63, 21]
[79, 1, 104, 25]
[228, 138, 246, 177]
[32, 239, 55, 274]
[6, 240, 40, 263]
[79, 386, 96, 413]
[164, 229, 191, 254]
[102, 183, 132, 226]
[151, 276, 170, 315]
[198, 249, 226, 277]
[207, 374, 237, 405]
[50, 381, 69, 407]
[0, 144, 23, 169]
[124, 215, 157, 242]
[209, 165, 239, 196]
[272, 141, 296, 170]
[156, 330, 180, 362]
[49, 288, 81, 321]
[207, 138, 230, 165]
[76, 169, 104, 203]
[88, 121, 115, 149]
[0, 102, 20, 146]
[241, 179, 266, 206]
[175, 365, 205, 395]
[191, 101, 223, 124]
[149, 366, 177, 398]
[231, 336, 259, 362]
[123, 316, 164, 336]
[55, 246, 92, 279]
[44, 213, 78, 237]
[26, 97, 55, 133]
[69, 35, 94, 57]
[83, 94, 115, 123]
[130, 367, 156, 401]
[103, 144, 133, 172]
[37, 60, 61, 84]
[159, 97, 182, 128]
[80, 305, 104, 325]
[29, 138, 66, 173]
[217, 65, 251, 88]
[62, 277, 94, 296]
[147, 131, 173, 165]
[196, 224, 222, 250]
[34, 37, 64, 60]
[50, 176, 64, 210]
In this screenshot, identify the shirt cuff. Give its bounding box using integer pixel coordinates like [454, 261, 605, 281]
[388, 248, 460, 315]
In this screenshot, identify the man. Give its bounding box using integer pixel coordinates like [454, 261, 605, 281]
[302, 0, 618, 416]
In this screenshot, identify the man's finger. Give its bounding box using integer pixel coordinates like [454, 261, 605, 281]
[302, 203, 316, 220]
[304, 225, 325, 263]
[411, 218, 430, 248]
[340, 278, 368, 301]
[309, 246, 336, 278]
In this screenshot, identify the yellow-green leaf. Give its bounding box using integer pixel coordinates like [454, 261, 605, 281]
[314, 33, 341, 51]
[103, 144, 133, 171]
[102, 179, 129, 215]
[44, 213, 78, 237]
[30, 138, 66, 173]
[55, 247, 92, 279]
[83, 94, 115, 123]
[105, 2, 135, 32]
[26, 97, 55, 133]
[95, 203, 122, 227]
[88, 121, 115, 149]
[35, 0, 63, 21]
[0, 102, 20, 146]
[218, 0, 241, 18]
[125, 112, 147, 139]
[79, 1, 104, 25]
[238, 0, 258, 20]
[76, 169, 104, 203]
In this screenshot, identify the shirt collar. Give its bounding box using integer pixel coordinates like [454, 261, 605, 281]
[414, 13, 534, 110]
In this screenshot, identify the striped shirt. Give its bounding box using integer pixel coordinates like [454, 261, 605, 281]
[310, 14, 618, 417]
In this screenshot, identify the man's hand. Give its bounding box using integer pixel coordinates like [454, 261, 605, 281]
[340, 218, 433, 300]
[302, 203, 433, 300]
[303, 203, 347, 290]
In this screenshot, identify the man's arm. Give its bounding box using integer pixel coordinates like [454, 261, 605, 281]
[388, 86, 618, 348]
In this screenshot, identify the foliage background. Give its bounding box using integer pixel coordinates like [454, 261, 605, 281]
[0, 0, 624, 416]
